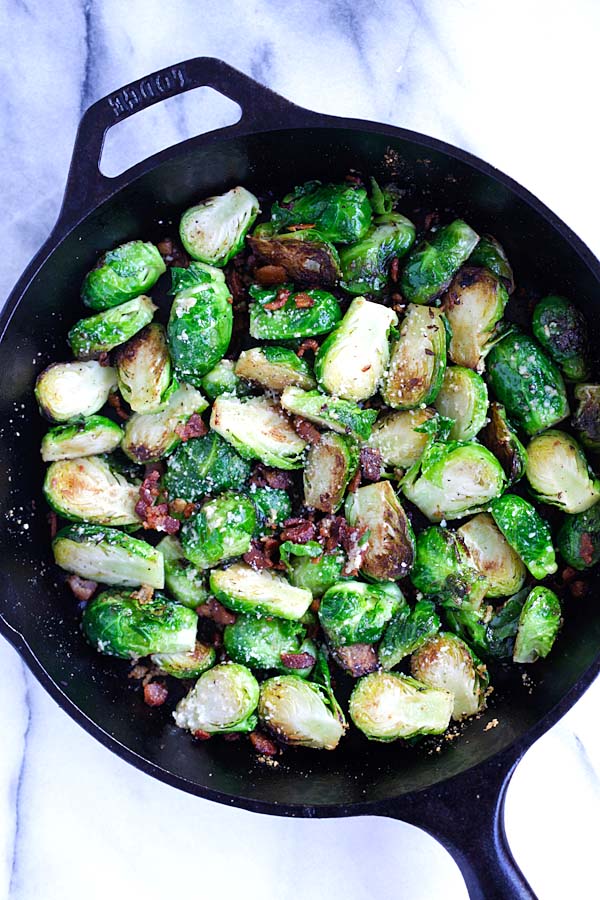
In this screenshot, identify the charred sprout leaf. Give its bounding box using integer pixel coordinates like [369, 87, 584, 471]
[479, 402, 528, 484]
[303, 432, 359, 513]
[411, 633, 489, 720]
[490, 494, 557, 580]
[53, 524, 164, 588]
[69, 295, 156, 360]
[173, 663, 259, 734]
[513, 587, 561, 664]
[442, 267, 509, 371]
[164, 431, 251, 502]
[288, 548, 349, 597]
[319, 580, 405, 646]
[249, 486, 292, 534]
[410, 526, 486, 608]
[572, 384, 600, 452]
[41, 416, 122, 462]
[81, 240, 166, 310]
[525, 430, 600, 513]
[157, 536, 207, 608]
[557, 504, 600, 570]
[224, 615, 313, 675]
[345, 481, 415, 581]
[258, 674, 345, 749]
[532, 295, 590, 382]
[235, 345, 316, 392]
[382, 304, 447, 409]
[247, 229, 341, 286]
[457, 513, 526, 599]
[180, 491, 256, 569]
[179, 186, 259, 266]
[121, 382, 208, 463]
[467, 234, 514, 294]
[248, 284, 342, 341]
[379, 600, 441, 670]
[44, 456, 140, 526]
[210, 395, 307, 469]
[366, 407, 436, 470]
[151, 641, 216, 679]
[210, 563, 313, 620]
[200, 359, 250, 400]
[434, 366, 488, 441]
[400, 219, 479, 305]
[280, 386, 378, 442]
[339, 213, 416, 295]
[270, 181, 372, 244]
[349, 671, 453, 741]
[35, 361, 117, 423]
[115, 323, 173, 414]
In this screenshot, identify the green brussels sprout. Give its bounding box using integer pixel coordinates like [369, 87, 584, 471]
[247, 229, 341, 286]
[315, 297, 397, 401]
[68, 295, 156, 360]
[525, 430, 600, 513]
[200, 359, 249, 400]
[490, 494, 557, 579]
[173, 663, 259, 734]
[349, 671, 453, 741]
[248, 486, 292, 534]
[303, 432, 359, 513]
[572, 384, 600, 452]
[382, 304, 447, 409]
[114, 323, 173, 413]
[457, 513, 526, 599]
[248, 284, 342, 341]
[82, 589, 197, 659]
[400, 219, 479, 305]
[443, 267, 509, 371]
[41, 416, 122, 462]
[156, 536, 207, 608]
[163, 431, 251, 503]
[151, 641, 216, 679]
[235, 346, 316, 392]
[319, 580, 404, 647]
[445, 590, 527, 661]
[486, 331, 569, 435]
[411, 633, 489, 720]
[345, 481, 415, 581]
[287, 547, 348, 597]
[532, 295, 590, 382]
[433, 366, 489, 441]
[53, 524, 164, 588]
[258, 674, 345, 749]
[410, 526, 486, 607]
[557, 504, 600, 570]
[167, 264, 233, 380]
[479, 402, 528, 484]
[210, 395, 307, 469]
[270, 181, 372, 243]
[339, 213, 416, 295]
[467, 234, 515, 294]
[366, 407, 436, 470]
[121, 382, 208, 463]
[223, 615, 314, 675]
[179, 186, 259, 266]
[81, 241, 166, 310]
[35, 361, 117, 423]
[210, 562, 313, 620]
[513, 586, 562, 664]
[169, 262, 222, 294]
[280, 387, 378, 442]
[180, 491, 256, 570]
[44, 456, 140, 526]
[379, 600, 441, 670]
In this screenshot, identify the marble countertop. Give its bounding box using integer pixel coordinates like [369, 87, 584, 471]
[2, 2, 600, 897]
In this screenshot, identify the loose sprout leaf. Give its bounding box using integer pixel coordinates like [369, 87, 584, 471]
[278, 540, 324, 573]
[312, 647, 347, 726]
[479, 402, 528, 484]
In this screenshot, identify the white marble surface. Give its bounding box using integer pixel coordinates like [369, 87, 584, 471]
[1, 1, 600, 898]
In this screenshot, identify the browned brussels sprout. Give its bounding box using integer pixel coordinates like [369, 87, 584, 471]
[247, 228, 340, 286]
[532, 295, 590, 382]
[345, 481, 415, 581]
[479, 402, 528, 484]
[442, 267, 508, 371]
[572, 384, 600, 452]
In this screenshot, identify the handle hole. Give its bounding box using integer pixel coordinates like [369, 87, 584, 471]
[99, 86, 242, 178]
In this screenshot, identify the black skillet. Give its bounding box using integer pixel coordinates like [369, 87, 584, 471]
[1, 57, 599, 900]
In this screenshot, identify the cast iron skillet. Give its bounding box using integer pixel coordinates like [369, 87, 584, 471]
[1, 57, 599, 900]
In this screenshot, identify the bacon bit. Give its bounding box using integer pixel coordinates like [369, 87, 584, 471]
[243, 536, 280, 570]
[561, 567, 577, 584]
[97, 351, 111, 367]
[424, 348, 434, 356]
[316, 515, 367, 573]
[223, 732, 241, 742]
[424, 211, 440, 232]
[196, 597, 236, 626]
[292, 416, 321, 445]
[254, 264, 288, 286]
[66, 574, 97, 602]
[390, 292, 406, 314]
[286, 223, 316, 231]
[361, 364, 372, 372]
[47, 510, 58, 539]
[168, 498, 196, 519]
[281, 517, 316, 544]
[334, 643, 378, 677]
[157, 237, 189, 268]
[131, 584, 155, 604]
[389, 257, 400, 283]
[174, 413, 207, 442]
[570, 580, 589, 599]
[136, 469, 180, 534]
[249, 731, 278, 756]
[249, 463, 293, 490]
[580, 533, 595, 567]
[294, 292, 315, 309]
[226, 266, 248, 304]
[344, 172, 363, 185]
[193, 729, 212, 741]
[310, 597, 321, 613]
[263, 288, 291, 311]
[360, 447, 382, 482]
[296, 338, 320, 358]
[281, 651, 316, 669]
[346, 466, 362, 494]
[143, 681, 168, 707]
[128, 664, 150, 681]
[107, 391, 130, 421]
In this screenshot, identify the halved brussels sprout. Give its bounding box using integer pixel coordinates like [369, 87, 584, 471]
[258, 675, 345, 749]
[164, 431, 251, 502]
[410, 526, 486, 607]
[157, 536, 208, 608]
[490, 494, 557, 580]
[467, 234, 515, 294]
[442, 267, 508, 371]
[525, 430, 600, 514]
[382, 304, 447, 409]
[379, 600, 441, 670]
[479, 402, 528, 484]
[400, 219, 479, 305]
[339, 213, 416, 295]
[115, 323, 173, 413]
[457, 513, 526, 599]
[366, 408, 436, 470]
[44, 456, 140, 526]
[41, 416, 122, 462]
[411, 633, 489, 720]
[319, 580, 404, 646]
[179, 186, 259, 266]
[288, 548, 348, 597]
[270, 181, 372, 243]
[200, 359, 249, 400]
[151, 641, 216, 679]
[180, 491, 256, 570]
[82, 590, 197, 658]
[173, 663, 259, 734]
[315, 297, 397, 401]
[121, 382, 208, 463]
[68, 295, 156, 360]
[210, 563, 313, 620]
[53, 524, 164, 588]
[210, 395, 307, 469]
[249, 486, 292, 534]
[349, 671, 453, 741]
[513, 587, 561, 664]
[81, 240, 166, 310]
[532, 295, 590, 382]
[235, 346, 316, 392]
[433, 366, 488, 441]
[557, 504, 600, 570]
[248, 285, 342, 341]
[303, 432, 359, 513]
[345, 481, 415, 581]
[35, 361, 117, 423]
[486, 331, 569, 435]
[247, 229, 340, 286]
[572, 384, 600, 452]
[280, 387, 378, 442]
[224, 615, 314, 675]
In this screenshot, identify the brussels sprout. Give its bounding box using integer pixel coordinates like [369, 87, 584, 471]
[82, 589, 197, 659]
[173, 663, 259, 734]
[81, 240, 166, 310]
[224, 615, 314, 675]
[280, 387, 378, 442]
[270, 181, 372, 244]
[382, 304, 447, 409]
[235, 346, 316, 392]
[572, 384, 600, 452]
[179, 186, 259, 266]
[248, 285, 342, 341]
[411, 634, 489, 720]
[339, 213, 416, 295]
[41, 416, 122, 462]
[68, 295, 156, 360]
[156, 536, 207, 608]
[319, 580, 404, 647]
[457, 513, 526, 599]
[513, 587, 562, 664]
[210, 395, 307, 469]
[167, 264, 233, 380]
[44, 456, 140, 526]
[445, 590, 526, 661]
[490, 494, 557, 579]
[345, 481, 415, 581]
[247, 229, 341, 286]
[479, 402, 528, 484]
[258, 675, 345, 749]
[169, 263, 220, 295]
[200, 359, 249, 400]
[532, 295, 590, 382]
[164, 431, 251, 503]
[53, 524, 164, 588]
[121, 382, 208, 463]
[400, 219, 479, 305]
[210, 563, 313, 620]
[315, 297, 397, 401]
[248, 486, 292, 534]
[349, 671, 453, 741]
[366, 408, 436, 470]
[486, 331, 569, 435]
[303, 432, 359, 513]
[410, 526, 486, 607]
[151, 641, 216, 679]
[288, 548, 348, 597]
[35, 361, 117, 423]
[557, 504, 600, 570]
[180, 491, 256, 570]
[115, 324, 173, 413]
[379, 600, 441, 670]
[467, 235, 515, 294]
[525, 430, 600, 514]
[434, 366, 488, 441]
[442, 267, 509, 371]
